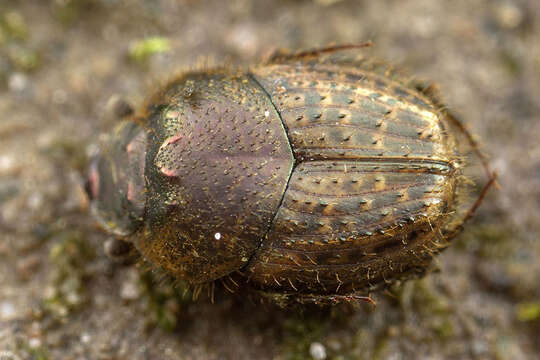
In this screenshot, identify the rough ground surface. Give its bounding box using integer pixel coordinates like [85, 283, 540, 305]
[0, 0, 539, 359]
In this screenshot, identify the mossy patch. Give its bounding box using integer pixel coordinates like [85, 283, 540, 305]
[0, 9, 41, 74]
[21, 344, 50, 360]
[7, 45, 41, 72]
[51, 0, 100, 26]
[516, 302, 540, 322]
[138, 271, 192, 332]
[129, 37, 171, 64]
[279, 309, 330, 360]
[0, 10, 29, 42]
[454, 224, 515, 260]
[409, 279, 455, 341]
[43, 230, 95, 319]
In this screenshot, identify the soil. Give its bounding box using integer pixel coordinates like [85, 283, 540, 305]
[0, 0, 539, 359]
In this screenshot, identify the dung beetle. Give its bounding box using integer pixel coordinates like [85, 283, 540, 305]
[86, 44, 496, 305]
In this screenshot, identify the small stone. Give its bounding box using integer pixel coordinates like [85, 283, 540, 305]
[309, 342, 327, 360]
[495, 3, 523, 29]
[472, 340, 488, 356]
[66, 292, 81, 307]
[226, 23, 258, 57]
[81, 332, 91, 344]
[120, 281, 139, 301]
[0, 301, 17, 321]
[0, 155, 16, 174]
[28, 337, 42, 349]
[8, 72, 28, 93]
[120, 269, 141, 301]
[27, 191, 44, 211]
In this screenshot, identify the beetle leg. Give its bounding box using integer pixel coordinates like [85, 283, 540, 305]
[441, 109, 498, 224]
[255, 290, 376, 307]
[103, 237, 137, 263]
[265, 42, 373, 63]
[296, 293, 377, 307]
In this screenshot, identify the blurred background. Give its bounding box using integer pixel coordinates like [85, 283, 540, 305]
[0, 0, 539, 359]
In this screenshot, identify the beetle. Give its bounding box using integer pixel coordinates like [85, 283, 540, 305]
[86, 44, 496, 305]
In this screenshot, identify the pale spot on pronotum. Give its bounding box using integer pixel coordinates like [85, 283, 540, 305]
[156, 134, 183, 177]
[214, 232, 222, 240]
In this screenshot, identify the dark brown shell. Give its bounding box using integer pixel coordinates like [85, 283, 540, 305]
[135, 70, 293, 283]
[244, 56, 460, 296]
[89, 48, 474, 302]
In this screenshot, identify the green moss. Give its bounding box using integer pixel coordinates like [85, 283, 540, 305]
[516, 302, 540, 322]
[19, 340, 50, 360]
[372, 332, 393, 360]
[51, 0, 100, 26]
[280, 310, 329, 360]
[138, 271, 192, 332]
[412, 279, 451, 315]
[8, 45, 41, 71]
[0, 28, 5, 47]
[129, 37, 171, 64]
[43, 230, 94, 318]
[432, 317, 454, 339]
[0, 10, 40, 73]
[0, 179, 19, 204]
[348, 328, 375, 360]
[0, 11, 29, 42]
[28, 347, 50, 360]
[499, 50, 522, 77]
[406, 279, 456, 342]
[454, 224, 514, 259]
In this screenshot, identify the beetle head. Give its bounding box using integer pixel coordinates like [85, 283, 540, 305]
[86, 121, 147, 238]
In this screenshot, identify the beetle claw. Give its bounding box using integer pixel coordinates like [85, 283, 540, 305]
[104, 238, 136, 263]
